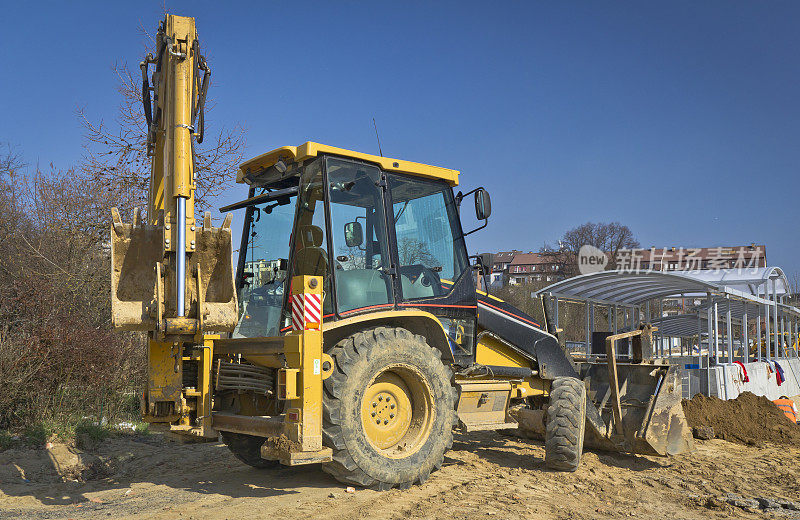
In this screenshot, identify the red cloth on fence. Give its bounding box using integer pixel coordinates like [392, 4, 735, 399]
[733, 361, 749, 382]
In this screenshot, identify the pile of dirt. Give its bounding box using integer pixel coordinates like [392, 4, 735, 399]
[0, 443, 112, 484]
[682, 391, 800, 446]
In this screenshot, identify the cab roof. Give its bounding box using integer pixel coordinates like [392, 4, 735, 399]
[236, 141, 460, 187]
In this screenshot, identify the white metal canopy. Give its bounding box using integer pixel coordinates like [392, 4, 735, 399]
[536, 268, 799, 397]
[686, 267, 789, 298]
[698, 297, 800, 320]
[650, 314, 709, 338]
[537, 270, 718, 305]
[536, 268, 792, 307]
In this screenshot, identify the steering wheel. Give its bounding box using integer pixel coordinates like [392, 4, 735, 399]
[400, 264, 441, 290]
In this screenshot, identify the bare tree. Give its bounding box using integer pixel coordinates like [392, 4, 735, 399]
[79, 55, 245, 219]
[787, 272, 800, 306]
[0, 149, 146, 428]
[541, 222, 640, 277]
[0, 143, 24, 178]
[398, 237, 439, 267]
[0, 144, 25, 249]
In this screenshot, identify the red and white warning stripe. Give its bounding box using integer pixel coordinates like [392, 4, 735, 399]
[291, 293, 322, 331]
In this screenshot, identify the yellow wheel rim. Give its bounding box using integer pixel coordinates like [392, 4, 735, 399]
[360, 364, 434, 458]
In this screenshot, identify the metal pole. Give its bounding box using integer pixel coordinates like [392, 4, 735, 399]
[622, 308, 627, 331]
[757, 306, 762, 362]
[697, 313, 702, 364]
[773, 280, 779, 358]
[176, 196, 187, 317]
[696, 313, 701, 361]
[659, 300, 664, 357]
[743, 307, 748, 362]
[713, 301, 719, 364]
[726, 298, 733, 364]
[765, 299, 770, 360]
[613, 306, 618, 334]
[585, 303, 591, 355]
[629, 307, 632, 330]
[706, 294, 713, 396]
[780, 301, 786, 358]
[554, 297, 559, 329]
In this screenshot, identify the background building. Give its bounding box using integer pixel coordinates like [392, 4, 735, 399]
[485, 244, 767, 288]
[508, 253, 564, 285]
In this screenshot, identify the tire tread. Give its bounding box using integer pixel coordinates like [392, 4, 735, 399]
[544, 377, 586, 472]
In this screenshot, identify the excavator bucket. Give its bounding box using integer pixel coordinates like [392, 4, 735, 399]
[581, 360, 694, 456]
[110, 208, 238, 334]
[578, 326, 693, 456]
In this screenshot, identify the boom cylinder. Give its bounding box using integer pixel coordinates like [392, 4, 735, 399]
[176, 196, 187, 317]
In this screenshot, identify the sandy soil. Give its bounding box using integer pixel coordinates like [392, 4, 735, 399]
[0, 430, 797, 520]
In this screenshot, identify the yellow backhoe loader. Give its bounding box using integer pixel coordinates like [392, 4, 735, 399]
[110, 14, 693, 489]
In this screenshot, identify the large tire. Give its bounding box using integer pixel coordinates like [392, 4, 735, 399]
[221, 432, 281, 469]
[545, 377, 586, 472]
[322, 327, 457, 489]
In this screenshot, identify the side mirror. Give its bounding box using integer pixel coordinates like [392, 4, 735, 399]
[475, 188, 491, 220]
[344, 221, 363, 248]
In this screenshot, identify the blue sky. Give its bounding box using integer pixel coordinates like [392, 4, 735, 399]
[2, 2, 799, 277]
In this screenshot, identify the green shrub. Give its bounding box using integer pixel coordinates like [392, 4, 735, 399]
[75, 421, 115, 451]
[22, 423, 52, 447]
[0, 430, 17, 450]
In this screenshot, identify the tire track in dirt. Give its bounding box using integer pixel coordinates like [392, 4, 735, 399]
[1, 431, 798, 519]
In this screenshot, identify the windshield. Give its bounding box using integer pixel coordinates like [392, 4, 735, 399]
[233, 191, 297, 338]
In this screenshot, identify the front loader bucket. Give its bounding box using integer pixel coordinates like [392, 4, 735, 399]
[111, 208, 238, 333]
[580, 361, 694, 456]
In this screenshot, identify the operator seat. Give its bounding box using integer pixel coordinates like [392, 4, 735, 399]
[294, 225, 328, 277]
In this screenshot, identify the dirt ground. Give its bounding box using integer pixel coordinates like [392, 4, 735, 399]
[0, 430, 798, 520]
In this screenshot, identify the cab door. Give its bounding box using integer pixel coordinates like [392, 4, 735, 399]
[385, 173, 477, 364]
[325, 158, 395, 316]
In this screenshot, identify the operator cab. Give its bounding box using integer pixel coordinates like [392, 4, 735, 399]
[223, 143, 490, 363]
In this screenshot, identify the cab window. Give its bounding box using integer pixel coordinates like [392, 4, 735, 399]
[388, 174, 468, 300]
[327, 158, 393, 313]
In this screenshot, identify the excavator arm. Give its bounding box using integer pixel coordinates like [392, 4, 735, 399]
[110, 15, 237, 435]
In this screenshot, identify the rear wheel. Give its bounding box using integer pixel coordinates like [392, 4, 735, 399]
[221, 432, 281, 469]
[322, 327, 456, 489]
[545, 377, 586, 472]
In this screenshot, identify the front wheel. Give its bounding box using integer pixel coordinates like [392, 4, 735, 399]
[322, 327, 457, 489]
[545, 377, 586, 471]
